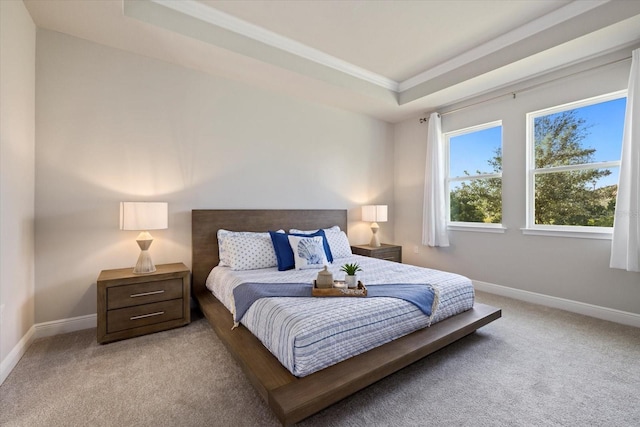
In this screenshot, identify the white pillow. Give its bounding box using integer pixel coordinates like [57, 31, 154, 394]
[217, 229, 284, 270]
[224, 233, 279, 271]
[290, 227, 352, 259]
[218, 229, 254, 266]
[287, 235, 328, 270]
[289, 226, 341, 234]
[324, 230, 352, 259]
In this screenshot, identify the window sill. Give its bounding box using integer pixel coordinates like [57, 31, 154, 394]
[521, 227, 612, 240]
[448, 223, 506, 234]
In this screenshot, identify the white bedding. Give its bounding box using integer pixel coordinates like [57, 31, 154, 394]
[206, 255, 474, 377]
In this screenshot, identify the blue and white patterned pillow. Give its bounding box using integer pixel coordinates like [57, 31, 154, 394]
[287, 235, 328, 270]
[218, 229, 282, 269]
[270, 230, 333, 271]
[290, 226, 341, 234]
[326, 230, 352, 259]
[290, 227, 352, 259]
[224, 233, 280, 271]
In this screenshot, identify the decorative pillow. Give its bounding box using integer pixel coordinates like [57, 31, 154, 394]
[326, 230, 352, 259]
[290, 227, 351, 259]
[270, 230, 333, 271]
[224, 233, 279, 271]
[218, 229, 257, 266]
[287, 235, 328, 270]
[289, 226, 341, 234]
[217, 229, 284, 270]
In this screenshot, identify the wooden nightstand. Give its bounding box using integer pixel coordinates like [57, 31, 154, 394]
[351, 244, 402, 263]
[97, 262, 190, 344]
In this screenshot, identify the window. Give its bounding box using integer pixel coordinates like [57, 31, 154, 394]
[445, 121, 503, 229]
[525, 91, 626, 237]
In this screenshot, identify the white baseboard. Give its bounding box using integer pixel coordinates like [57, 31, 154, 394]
[1, 314, 96, 386]
[473, 280, 640, 328]
[33, 313, 96, 339]
[2, 288, 637, 385]
[0, 325, 35, 385]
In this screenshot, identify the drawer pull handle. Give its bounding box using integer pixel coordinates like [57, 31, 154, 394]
[130, 311, 165, 320]
[130, 290, 165, 298]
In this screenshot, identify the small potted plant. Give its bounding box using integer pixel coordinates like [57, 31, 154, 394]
[340, 262, 362, 289]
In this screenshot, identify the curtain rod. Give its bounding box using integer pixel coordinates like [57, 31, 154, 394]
[419, 55, 632, 123]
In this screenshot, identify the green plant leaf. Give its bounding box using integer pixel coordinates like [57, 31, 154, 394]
[340, 262, 362, 275]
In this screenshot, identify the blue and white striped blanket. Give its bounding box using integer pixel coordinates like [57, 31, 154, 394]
[232, 282, 438, 325]
[207, 255, 474, 377]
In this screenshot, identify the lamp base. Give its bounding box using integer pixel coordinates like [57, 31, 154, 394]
[133, 249, 156, 274]
[133, 233, 156, 274]
[369, 222, 381, 247]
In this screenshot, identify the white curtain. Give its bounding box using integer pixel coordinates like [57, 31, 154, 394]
[610, 48, 640, 272]
[422, 112, 450, 247]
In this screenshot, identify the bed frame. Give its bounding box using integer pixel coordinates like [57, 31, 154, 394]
[192, 209, 501, 425]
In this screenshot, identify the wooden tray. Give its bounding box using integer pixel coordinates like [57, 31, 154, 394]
[312, 280, 367, 297]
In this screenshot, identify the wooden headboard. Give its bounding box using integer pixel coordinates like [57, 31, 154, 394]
[191, 209, 347, 295]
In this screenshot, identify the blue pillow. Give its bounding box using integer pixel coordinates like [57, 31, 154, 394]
[269, 230, 333, 271]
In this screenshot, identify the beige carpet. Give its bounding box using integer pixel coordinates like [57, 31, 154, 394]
[1, 291, 639, 426]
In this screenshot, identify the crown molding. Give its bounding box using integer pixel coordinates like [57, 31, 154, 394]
[398, 0, 608, 91]
[151, 0, 400, 91]
[151, 0, 610, 96]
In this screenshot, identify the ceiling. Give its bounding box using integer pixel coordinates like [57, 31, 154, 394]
[23, 0, 640, 123]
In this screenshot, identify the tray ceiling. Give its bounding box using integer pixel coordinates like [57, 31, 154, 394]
[24, 0, 640, 122]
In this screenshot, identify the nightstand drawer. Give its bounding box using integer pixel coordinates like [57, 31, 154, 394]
[351, 244, 402, 263]
[107, 278, 183, 309]
[107, 299, 184, 334]
[371, 249, 401, 262]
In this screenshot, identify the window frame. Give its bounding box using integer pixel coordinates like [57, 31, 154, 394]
[524, 90, 626, 239]
[445, 120, 505, 233]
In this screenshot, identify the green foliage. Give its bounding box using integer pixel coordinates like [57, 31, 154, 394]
[449, 110, 617, 226]
[450, 175, 502, 224]
[532, 111, 615, 226]
[340, 263, 362, 276]
[450, 145, 502, 223]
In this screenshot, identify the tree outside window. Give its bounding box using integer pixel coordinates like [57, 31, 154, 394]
[446, 122, 503, 225]
[527, 92, 626, 230]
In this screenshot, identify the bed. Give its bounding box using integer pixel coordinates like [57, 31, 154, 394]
[192, 209, 501, 425]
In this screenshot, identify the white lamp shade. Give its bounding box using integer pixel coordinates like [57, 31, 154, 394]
[362, 205, 388, 222]
[120, 202, 168, 231]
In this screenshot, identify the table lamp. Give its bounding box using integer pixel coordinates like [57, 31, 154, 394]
[120, 202, 168, 274]
[362, 205, 387, 247]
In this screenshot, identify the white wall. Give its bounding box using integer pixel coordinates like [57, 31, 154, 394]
[35, 30, 394, 324]
[0, 0, 36, 380]
[394, 54, 640, 316]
